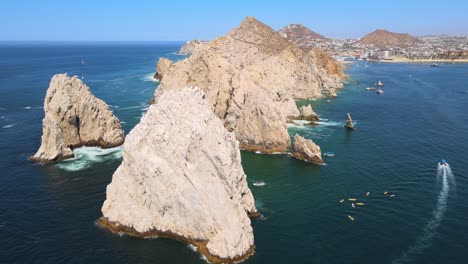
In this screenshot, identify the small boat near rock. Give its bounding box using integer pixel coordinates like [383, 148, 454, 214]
[253, 181, 266, 187]
[324, 151, 335, 157]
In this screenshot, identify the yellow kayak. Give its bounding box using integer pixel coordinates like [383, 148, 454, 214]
[339, 199, 345, 203]
[384, 191, 388, 195]
[347, 215, 355, 221]
[356, 202, 365, 206]
[348, 198, 357, 201]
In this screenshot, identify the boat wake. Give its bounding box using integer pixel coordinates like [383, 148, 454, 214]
[392, 163, 453, 264]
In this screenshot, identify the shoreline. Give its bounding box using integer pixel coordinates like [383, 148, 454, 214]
[368, 57, 468, 64]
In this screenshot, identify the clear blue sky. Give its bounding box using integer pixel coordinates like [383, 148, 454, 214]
[1, 0, 467, 41]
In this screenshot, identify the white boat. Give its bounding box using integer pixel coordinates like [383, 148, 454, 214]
[366, 87, 373, 91]
[376, 89, 384, 94]
[323, 151, 335, 157]
[253, 181, 265, 187]
[375, 81, 384, 86]
[326, 99, 331, 103]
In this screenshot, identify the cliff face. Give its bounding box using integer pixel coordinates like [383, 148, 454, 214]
[178, 40, 208, 55]
[278, 24, 327, 47]
[153, 17, 344, 153]
[358, 29, 421, 47]
[100, 88, 257, 263]
[31, 74, 124, 163]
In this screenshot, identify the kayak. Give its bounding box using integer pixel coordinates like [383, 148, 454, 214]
[339, 199, 345, 203]
[348, 215, 355, 221]
[356, 203, 365, 206]
[348, 198, 357, 201]
[366, 192, 370, 196]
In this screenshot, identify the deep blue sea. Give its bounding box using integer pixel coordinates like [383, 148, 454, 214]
[1, 42, 467, 264]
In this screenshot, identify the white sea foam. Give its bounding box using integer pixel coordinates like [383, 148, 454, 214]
[142, 73, 159, 83]
[187, 244, 197, 252]
[56, 146, 123, 172]
[316, 120, 344, 127]
[392, 164, 453, 263]
[118, 105, 145, 111]
[2, 124, 16, 129]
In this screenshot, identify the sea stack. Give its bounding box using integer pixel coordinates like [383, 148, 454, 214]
[291, 134, 324, 164]
[31, 74, 124, 163]
[299, 104, 320, 122]
[99, 88, 258, 263]
[152, 17, 345, 154]
[344, 113, 354, 130]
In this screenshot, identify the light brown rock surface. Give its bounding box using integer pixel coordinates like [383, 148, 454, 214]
[153, 57, 173, 81]
[99, 88, 258, 263]
[291, 134, 324, 164]
[152, 17, 344, 153]
[178, 39, 208, 55]
[31, 74, 124, 163]
[299, 104, 319, 121]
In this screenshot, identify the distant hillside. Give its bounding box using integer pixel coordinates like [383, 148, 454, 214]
[358, 29, 421, 47]
[279, 24, 327, 46]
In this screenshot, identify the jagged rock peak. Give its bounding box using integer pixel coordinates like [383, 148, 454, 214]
[291, 134, 324, 165]
[31, 74, 124, 163]
[99, 87, 258, 263]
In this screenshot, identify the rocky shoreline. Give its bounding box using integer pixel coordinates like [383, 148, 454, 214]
[97, 217, 256, 264]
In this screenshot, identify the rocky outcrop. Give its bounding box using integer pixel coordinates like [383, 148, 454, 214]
[299, 104, 319, 122]
[328, 88, 338, 98]
[31, 74, 124, 163]
[344, 113, 354, 130]
[152, 17, 345, 153]
[99, 88, 258, 263]
[153, 58, 173, 81]
[291, 134, 324, 164]
[178, 40, 208, 55]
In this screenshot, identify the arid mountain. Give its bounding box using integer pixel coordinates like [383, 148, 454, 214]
[279, 24, 327, 46]
[153, 17, 344, 154]
[358, 29, 421, 47]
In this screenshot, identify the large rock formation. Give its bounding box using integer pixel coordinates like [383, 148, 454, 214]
[153, 58, 173, 81]
[31, 74, 124, 163]
[344, 113, 354, 130]
[291, 134, 324, 165]
[358, 29, 421, 48]
[153, 17, 345, 153]
[299, 104, 319, 122]
[178, 40, 208, 55]
[99, 88, 258, 263]
[279, 24, 327, 47]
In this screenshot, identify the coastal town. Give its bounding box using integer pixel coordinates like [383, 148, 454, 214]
[278, 24, 468, 62]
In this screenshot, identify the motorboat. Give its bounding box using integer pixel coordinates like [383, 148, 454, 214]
[253, 181, 265, 187]
[439, 159, 448, 166]
[323, 151, 335, 157]
[376, 89, 384, 94]
[366, 87, 374, 91]
[375, 80, 384, 86]
[352, 203, 356, 208]
[430, 63, 439, 67]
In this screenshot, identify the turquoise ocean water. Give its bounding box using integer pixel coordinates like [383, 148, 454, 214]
[1, 42, 467, 263]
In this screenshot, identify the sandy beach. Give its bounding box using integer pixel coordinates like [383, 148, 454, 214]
[370, 56, 468, 63]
